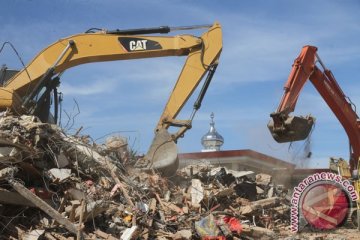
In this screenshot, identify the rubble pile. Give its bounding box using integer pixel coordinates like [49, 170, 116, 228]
[0, 114, 291, 239]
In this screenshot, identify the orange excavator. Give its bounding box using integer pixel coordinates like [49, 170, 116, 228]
[268, 45, 359, 227]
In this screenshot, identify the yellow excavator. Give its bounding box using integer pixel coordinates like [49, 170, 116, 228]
[0, 22, 222, 176]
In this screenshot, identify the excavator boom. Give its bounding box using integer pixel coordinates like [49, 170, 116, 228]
[0, 23, 222, 175]
[268, 46, 317, 143]
[269, 45, 360, 172]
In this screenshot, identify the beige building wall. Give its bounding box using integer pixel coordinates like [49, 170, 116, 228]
[179, 149, 296, 186]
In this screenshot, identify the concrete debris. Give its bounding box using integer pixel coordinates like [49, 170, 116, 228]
[169, 229, 192, 239]
[0, 114, 300, 239]
[256, 173, 272, 185]
[242, 224, 276, 239]
[48, 168, 72, 182]
[22, 229, 45, 240]
[181, 163, 214, 177]
[120, 226, 139, 240]
[191, 179, 204, 207]
[0, 166, 17, 180]
[210, 166, 254, 178]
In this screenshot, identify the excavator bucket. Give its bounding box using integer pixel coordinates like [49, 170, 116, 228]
[141, 129, 179, 176]
[267, 115, 314, 143]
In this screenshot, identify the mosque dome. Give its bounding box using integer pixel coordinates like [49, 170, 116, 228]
[201, 113, 224, 152]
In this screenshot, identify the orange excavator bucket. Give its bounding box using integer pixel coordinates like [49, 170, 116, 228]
[268, 115, 314, 143]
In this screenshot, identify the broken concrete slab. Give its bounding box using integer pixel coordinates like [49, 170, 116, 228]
[48, 168, 72, 182]
[120, 226, 139, 240]
[190, 179, 204, 208]
[21, 229, 45, 240]
[256, 173, 272, 185]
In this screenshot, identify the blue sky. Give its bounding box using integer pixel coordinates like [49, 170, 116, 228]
[1, 0, 359, 168]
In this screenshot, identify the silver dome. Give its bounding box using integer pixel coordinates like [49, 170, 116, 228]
[201, 113, 224, 151]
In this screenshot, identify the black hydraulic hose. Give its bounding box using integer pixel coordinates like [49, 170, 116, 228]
[106, 26, 170, 35]
[53, 87, 59, 124]
[193, 64, 218, 110]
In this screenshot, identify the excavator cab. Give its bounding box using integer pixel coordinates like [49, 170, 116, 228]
[267, 114, 314, 143]
[0, 65, 19, 86]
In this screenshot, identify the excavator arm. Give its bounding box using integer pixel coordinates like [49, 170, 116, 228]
[268, 45, 360, 172]
[0, 22, 222, 175]
[268, 46, 317, 144]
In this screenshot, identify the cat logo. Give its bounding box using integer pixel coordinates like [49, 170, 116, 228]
[129, 40, 148, 51]
[118, 37, 162, 52]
